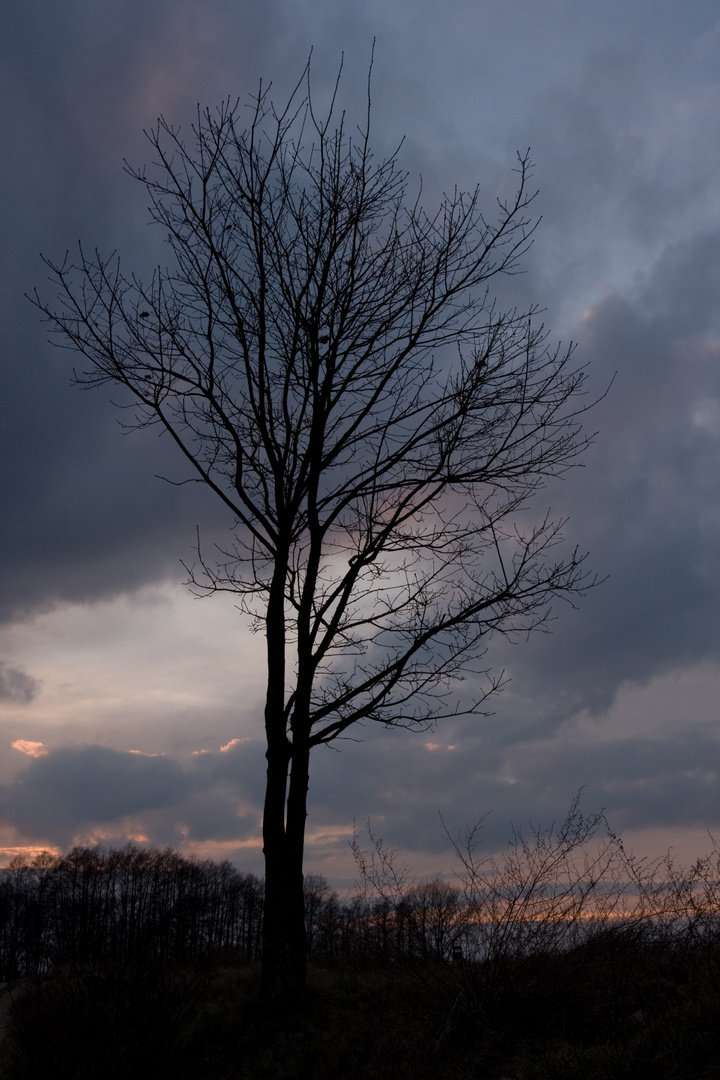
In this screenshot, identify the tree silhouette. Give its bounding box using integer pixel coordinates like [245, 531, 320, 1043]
[35, 59, 594, 997]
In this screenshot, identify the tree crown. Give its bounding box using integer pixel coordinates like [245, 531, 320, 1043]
[35, 65, 594, 744]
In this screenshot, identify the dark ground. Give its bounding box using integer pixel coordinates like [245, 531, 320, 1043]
[2, 934, 720, 1079]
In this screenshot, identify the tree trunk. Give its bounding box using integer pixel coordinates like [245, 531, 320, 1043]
[285, 736, 310, 982]
[260, 736, 294, 999]
[259, 551, 310, 1000]
[260, 549, 291, 998]
[259, 737, 311, 999]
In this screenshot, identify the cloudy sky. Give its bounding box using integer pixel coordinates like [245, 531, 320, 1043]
[1, 0, 719, 885]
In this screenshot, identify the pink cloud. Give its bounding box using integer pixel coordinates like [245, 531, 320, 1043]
[12, 739, 49, 759]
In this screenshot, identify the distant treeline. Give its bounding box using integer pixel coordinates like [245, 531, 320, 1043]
[2, 802, 720, 979]
[0, 847, 264, 977]
[0, 845, 466, 978]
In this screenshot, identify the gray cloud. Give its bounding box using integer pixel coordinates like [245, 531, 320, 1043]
[299, 714, 720, 863]
[0, 739, 266, 850]
[4, 1, 718, 634]
[482, 228, 720, 722]
[0, 663, 38, 704]
[0, 1, 291, 628]
[0, 746, 189, 839]
[2, 714, 719, 873]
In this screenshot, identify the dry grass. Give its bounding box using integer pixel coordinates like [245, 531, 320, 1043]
[3, 937, 720, 1079]
[3, 805, 720, 1078]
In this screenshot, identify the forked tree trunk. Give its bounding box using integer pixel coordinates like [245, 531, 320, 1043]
[260, 553, 311, 999]
[260, 740, 310, 999]
[285, 736, 311, 981]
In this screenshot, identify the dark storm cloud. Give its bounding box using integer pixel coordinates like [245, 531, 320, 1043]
[0, 1, 293, 627]
[499, 20, 720, 336]
[5, 0, 716, 636]
[0, 739, 266, 849]
[490, 229, 720, 720]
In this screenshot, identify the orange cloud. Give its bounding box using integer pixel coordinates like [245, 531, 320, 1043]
[0, 845, 61, 867]
[11, 739, 49, 758]
[220, 738, 245, 752]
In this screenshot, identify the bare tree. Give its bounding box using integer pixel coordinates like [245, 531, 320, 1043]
[34, 59, 595, 997]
